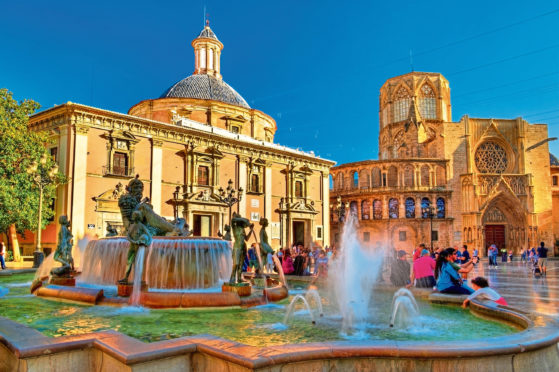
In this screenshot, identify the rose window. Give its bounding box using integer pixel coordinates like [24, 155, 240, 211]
[475, 141, 508, 173]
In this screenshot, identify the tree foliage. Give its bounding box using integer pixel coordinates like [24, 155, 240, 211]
[0, 88, 66, 234]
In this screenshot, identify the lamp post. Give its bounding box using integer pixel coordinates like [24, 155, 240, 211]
[330, 195, 349, 242]
[172, 186, 181, 221]
[422, 205, 435, 254]
[217, 179, 243, 226]
[27, 153, 59, 268]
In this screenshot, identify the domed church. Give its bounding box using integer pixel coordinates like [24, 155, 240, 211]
[331, 71, 556, 256]
[25, 23, 334, 255]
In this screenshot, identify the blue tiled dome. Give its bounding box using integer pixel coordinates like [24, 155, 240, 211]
[160, 74, 250, 109]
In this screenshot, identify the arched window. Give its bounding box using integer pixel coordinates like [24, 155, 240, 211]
[404, 165, 414, 187]
[338, 173, 345, 190]
[393, 86, 411, 122]
[352, 171, 359, 189]
[389, 198, 399, 219]
[350, 201, 358, 215]
[361, 200, 370, 220]
[436, 197, 445, 218]
[387, 166, 398, 187]
[373, 199, 382, 219]
[419, 84, 436, 119]
[420, 165, 430, 187]
[360, 170, 370, 189]
[421, 197, 431, 218]
[405, 197, 415, 218]
[371, 167, 381, 187]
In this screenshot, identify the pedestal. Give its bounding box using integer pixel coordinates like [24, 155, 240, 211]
[49, 276, 76, 286]
[117, 281, 147, 297]
[222, 282, 251, 297]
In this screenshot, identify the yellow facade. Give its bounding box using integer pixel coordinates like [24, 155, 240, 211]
[27, 25, 334, 255]
[331, 71, 555, 256]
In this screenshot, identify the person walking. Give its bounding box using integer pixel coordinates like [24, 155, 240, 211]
[488, 244, 498, 269]
[537, 242, 548, 276]
[0, 242, 6, 270]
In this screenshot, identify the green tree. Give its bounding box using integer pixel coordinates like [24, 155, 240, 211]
[0, 88, 66, 241]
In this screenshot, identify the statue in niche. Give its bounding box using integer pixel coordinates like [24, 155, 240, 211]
[119, 210, 152, 284]
[51, 215, 75, 277]
[229, 213, 253, 284]
[257, 218, 274, 275]
[106, 224, 118, 237]
[218, 224, 232, 241]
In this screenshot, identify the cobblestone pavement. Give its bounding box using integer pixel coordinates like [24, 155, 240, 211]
[468, 259, 559, 318]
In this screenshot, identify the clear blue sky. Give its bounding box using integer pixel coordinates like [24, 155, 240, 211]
[2, 0, 558, 164]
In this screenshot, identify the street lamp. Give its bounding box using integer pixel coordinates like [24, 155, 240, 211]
[422, 205, 435, 254]
[330, 195, 349, 242]
[27, 153, 59, 268]
[217, 179, 243, 226]
[172, 186, 181, 220]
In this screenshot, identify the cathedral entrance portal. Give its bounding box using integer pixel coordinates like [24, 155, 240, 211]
[485, 225, 505, 254]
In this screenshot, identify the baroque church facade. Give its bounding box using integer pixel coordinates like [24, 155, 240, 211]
[330, 72, 554, 256]
[24, 23, 334, 255]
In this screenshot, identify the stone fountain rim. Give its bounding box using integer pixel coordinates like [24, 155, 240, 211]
[100, 236, 229, 241]
[5, 290, 559, 369]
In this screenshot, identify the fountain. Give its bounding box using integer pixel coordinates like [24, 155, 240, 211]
[30, 176, 288, 309]
[389, 288, 420, 327]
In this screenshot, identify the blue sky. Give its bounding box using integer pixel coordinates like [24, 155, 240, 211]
[2, 0, 558, 164]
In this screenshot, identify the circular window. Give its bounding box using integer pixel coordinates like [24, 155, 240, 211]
[475, 141, 508, 173]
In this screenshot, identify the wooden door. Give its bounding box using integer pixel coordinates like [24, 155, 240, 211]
[485, 225, 505, 253]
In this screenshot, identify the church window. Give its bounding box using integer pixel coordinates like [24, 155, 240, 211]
[198, 165, 209, 186]
[421, 165, 430, 186]
[475, 141, 508, 174]
[338, 174, 345, 190]
[295, 181, 303, 197]
[421, 197, 431, 218]
[393, 86, 411, 122]
[360, 170, 370, 188]
[405, 197, 415, 218]
[553, 176, 557, 186]
[350, 201, 358, 215]
[436, 197, 445, 218]
[419, 84, 436, 119]
[231, 125, 240, 134]
[361, 200, 370, 220]
[389, 198, 399, 219]
[353, 171, 358, 188]
[371, 167, 381, 187]
[247, 163, 264, 193]
[387, 166, 398, 187]
[113, 152, 128, 176]
[373, 199, 382, 219]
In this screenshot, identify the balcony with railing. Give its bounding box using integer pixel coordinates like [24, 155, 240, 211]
[102, 165, 135, 178]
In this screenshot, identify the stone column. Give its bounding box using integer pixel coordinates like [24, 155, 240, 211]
[238, 158, 247, 216]
[71, 124, 89, 239]
[150, 140, 163, 214]
[322, 173, 330, 246]
[265, 166, 272, 222]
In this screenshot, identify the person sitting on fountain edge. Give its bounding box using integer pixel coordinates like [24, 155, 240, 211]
[434, 250, 474, 295]
[390, 250, 410, 287]
[462, 276, 508, 308]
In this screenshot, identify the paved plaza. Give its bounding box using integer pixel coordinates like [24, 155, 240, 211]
[467, 259, 559, 318]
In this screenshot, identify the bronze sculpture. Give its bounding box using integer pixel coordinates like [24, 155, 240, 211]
[51, 215, 74, 276]
[258, 218, 274, 273]
[106, 224, 118, 237]
[119, 210, 152, 283]
[229, 212, 253, 284]
[218, 224, 232, 241]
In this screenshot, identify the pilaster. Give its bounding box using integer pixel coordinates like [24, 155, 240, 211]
[71, 124, 89, 238]
[151, 139, 163, 214]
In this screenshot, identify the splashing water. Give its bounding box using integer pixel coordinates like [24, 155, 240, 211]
[329, 213, 384, 335]
[130, 246, 146, 306]
[283, 294, 316, 324]
[272, 254, 288, 290]
[389, 288, 420, 328]
[305, 288, 324, 317]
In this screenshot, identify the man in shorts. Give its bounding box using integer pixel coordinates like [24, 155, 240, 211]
[537, 242, 548, 276]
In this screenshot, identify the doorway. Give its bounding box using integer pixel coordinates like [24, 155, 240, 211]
[193, 214, 212, 237]
[485, 224, 505, 253]
[292, 221, 305, 247]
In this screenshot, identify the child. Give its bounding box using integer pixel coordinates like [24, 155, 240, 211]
[462, 277, 508, 308]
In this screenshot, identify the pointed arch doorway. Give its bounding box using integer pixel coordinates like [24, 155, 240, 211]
[481, 193, 527, 255]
